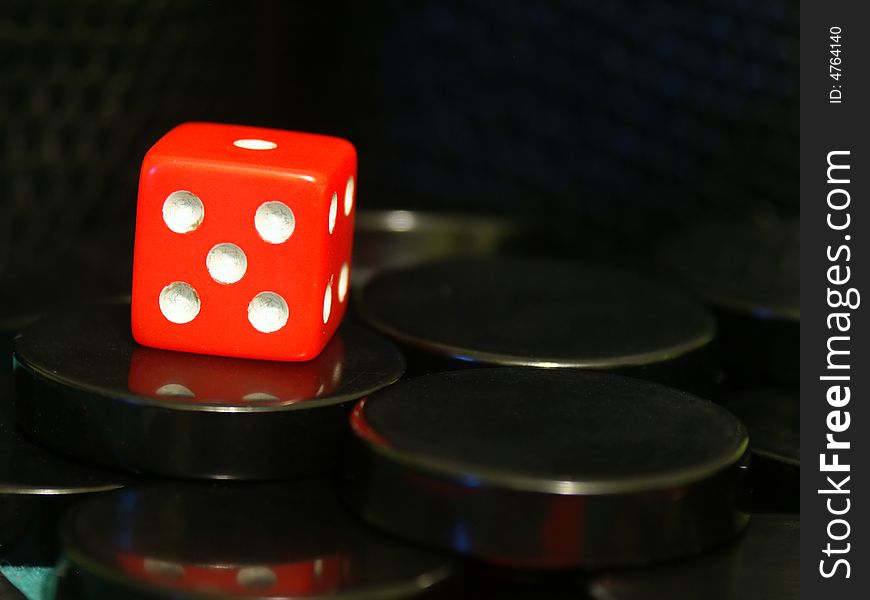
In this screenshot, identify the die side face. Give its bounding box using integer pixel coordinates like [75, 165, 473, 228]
[131, 123, 356, 361]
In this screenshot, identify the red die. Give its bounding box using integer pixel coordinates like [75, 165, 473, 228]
[131, 123, 356, 361]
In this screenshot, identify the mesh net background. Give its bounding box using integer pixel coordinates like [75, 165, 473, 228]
[0, 0, 798, 314]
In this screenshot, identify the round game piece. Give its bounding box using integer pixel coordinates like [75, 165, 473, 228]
[722, 388, 798, 512]
[62, 481, 457, 600]
[12, 301, 405, 480]
[356, 257, 716, 389]
[658, 217, 799, 384]
[462, 513, 798, 599]
[1, 390, 124, 497]
[1, 370, 124, 565]
[342, 368, 749, 569]
[351, 210, 533, 289]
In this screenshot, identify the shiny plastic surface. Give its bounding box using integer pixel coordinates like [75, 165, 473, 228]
[342, 368, 749, 568]
[64, 481, 456, 599]
[723, 388, 799, 512]
[2, 369, 124, 565]
[131, 122, 357, 361]
[658, 217, 799, 384]
[356, 258, 716, 391]
[13, 302, 404, 480]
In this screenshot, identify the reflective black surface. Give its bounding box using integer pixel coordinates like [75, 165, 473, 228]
[459, 515, 798, 599]
[13, 302, 405, 480]
[63, 481, 456, 599]
[583, 513, 799, 600]
[351, 210, 533, 289]
[1, 376, 124, 498]
[722, 388, 799, 512]
[724, 389, 798, 468]
[357, 258, 716, 393]
[342, 368, 749, 568]
[1, 364, 125, 566]
[659, 218, 799, 320]
[658, 217, 799, 384]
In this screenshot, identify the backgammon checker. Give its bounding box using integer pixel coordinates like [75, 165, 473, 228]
[582, 513, 799, 600]
[1, 368, 124, 566]
[460, 513, 798, 599]
[12, 301, 404, 480]
[351, 210, 530, 289]
[596, 512, 800, 598]
[341, 368, 749, 569]
[355, 257, 716, 392]
[722, 388, 799, 512]
[658, 217, 799, 385]
[61, 481, 457, 599]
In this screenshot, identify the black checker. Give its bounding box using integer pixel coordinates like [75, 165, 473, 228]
[12, 301, 405, 480]
[356, 257, 715, 390]
[63, 481, 456, 599]
[342, 368, 749, 568]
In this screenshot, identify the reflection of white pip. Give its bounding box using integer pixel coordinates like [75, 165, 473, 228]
[143, 557, 185, 580]
[384, 210, 417, 232]
[236, 566, 278, 589]
[155, 385, 284, 403]
[242, 392, 281, 402]
[155, 383, 195, 398]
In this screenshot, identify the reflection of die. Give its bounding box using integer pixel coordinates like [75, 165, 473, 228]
[131, 122, 356, 361]
[118, 554, 346, 596]
[127, 333, 346, 405]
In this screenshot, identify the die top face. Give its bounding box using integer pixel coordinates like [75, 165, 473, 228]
[145, 122, 355, 179]
[131, 123, 356, 361]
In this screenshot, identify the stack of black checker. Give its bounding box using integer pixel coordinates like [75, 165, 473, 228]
[1, 207, 798, 599]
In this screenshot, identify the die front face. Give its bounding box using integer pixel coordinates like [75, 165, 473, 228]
[131, 123, 356, 361]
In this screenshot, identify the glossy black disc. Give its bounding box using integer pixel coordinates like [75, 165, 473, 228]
[724, 389, 798, 468]
[2, 366, 125, 566]
[351, 210, 532, 289]
[12, 301, 405, 480]
[722, 388, 799, 512]
[63, 481, 456, 599]
[1, 382, 124, 498]
[356, 258, 716, 390]
[342, 368, 749, 568]
[658, 218, 799, 320]
[658, 217, 799, 384]
[581, 513, 799, 600]
[460, 513, 798, 599]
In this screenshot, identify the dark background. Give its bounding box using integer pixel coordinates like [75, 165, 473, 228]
[0, 0, 798, 319]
